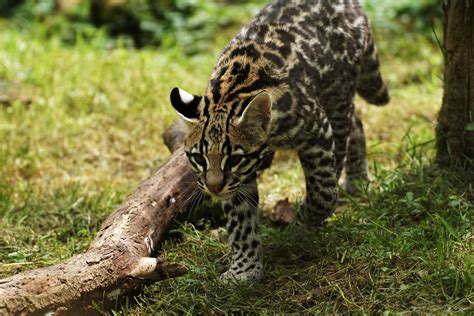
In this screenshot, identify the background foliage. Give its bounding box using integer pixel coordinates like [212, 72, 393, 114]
[2, 0, 440, 53]
[1, 0, 263, 53]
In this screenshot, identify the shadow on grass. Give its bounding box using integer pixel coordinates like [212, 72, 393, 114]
[127, 164, 472, 314]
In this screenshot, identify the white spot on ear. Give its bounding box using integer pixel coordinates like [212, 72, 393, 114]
[179, 88, 194, 104]
[191, 147, 199, 154]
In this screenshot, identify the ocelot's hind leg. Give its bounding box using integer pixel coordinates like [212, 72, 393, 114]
[330, 103, 355, 179]
[297, 116, 339, 226]
[341, 114, 370, 194]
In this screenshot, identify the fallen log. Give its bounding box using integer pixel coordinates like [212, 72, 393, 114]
[0, 125, 196, 315]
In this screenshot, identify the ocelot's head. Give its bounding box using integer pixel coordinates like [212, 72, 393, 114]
[169, 87, 272, 199]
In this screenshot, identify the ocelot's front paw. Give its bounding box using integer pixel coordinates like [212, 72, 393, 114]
[220, 263, 263, 283]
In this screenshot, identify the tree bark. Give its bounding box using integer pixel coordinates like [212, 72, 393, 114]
[436, 0, 474, 168]
[0, 127, 196, 315]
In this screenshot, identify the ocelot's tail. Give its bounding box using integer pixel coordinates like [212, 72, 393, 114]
[356, 35, 390, 106]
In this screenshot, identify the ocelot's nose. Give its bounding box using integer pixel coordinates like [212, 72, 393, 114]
[206, 181, 224, 194]
[205, 164, 225, 195]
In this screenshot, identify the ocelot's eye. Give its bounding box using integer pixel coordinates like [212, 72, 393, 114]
[227, 154, 244, 168]
[191, 153, 206, 167]
[186, 152, 207, 171]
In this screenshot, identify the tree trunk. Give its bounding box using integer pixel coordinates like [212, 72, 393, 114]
[436, 0, 474, 168]
[0, 127, 196, 315]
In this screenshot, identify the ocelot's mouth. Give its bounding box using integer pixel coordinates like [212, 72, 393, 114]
[207, 190, 236, 201]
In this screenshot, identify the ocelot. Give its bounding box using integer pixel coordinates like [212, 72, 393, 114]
[169, 0, 389, 281]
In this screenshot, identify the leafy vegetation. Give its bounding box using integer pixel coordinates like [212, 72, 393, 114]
[0, 0, 472, 314]
[2, 0, 264, 53]
[361, 0, 441, 37]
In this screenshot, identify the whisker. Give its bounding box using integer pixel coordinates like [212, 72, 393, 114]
[237, 192, 246, 208]
[178, 191, 196, 213]
[177, 188, 204, 214]
[241, 187, 258, 204]
[237, 188, 259, 209]
[188, 191, 204, 214]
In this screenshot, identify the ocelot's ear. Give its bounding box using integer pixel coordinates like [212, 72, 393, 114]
[170, 87, 202, 123]
[237, 91, 272, 132]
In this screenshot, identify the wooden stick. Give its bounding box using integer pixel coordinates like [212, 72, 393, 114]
[0, 126, 195, 315]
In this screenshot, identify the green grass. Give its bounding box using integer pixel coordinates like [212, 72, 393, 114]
[0, 7, 472, 314]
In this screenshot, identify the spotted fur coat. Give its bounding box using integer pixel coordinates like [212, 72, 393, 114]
[170, 0, 389, 281]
